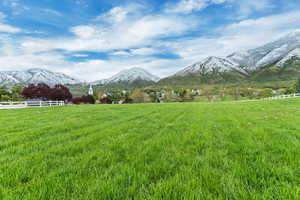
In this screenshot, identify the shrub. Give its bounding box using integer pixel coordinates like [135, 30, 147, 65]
[48, 85, 72, 101]
[123, 98, 133, 104]
[0, 95, 11, 101]
[100, 97, 112, 104]
[22, 83, 72, 101]
[82, 95, 95, 104]
[283, 88, 296, 95]
[259, 88, 274, 98]
[71, 97, 83, 105]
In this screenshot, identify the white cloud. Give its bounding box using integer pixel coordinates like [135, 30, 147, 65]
[167, 0, 209, 14]
[96, 6, 128, 23]
[70, 25, 101, 39]
[164, 10, 300, 64]
[0, 23, 22, 33]
[131, 48, 159, 56]
[166, 0, 227, 14]
[224, 11, 300, 32]
[0, 11, 23, 33]
[73, 54, 89, 57]
[20, 5, 199, 53]
[165, 0, 272, 18]
[70, 57, 178, 80]
[112, 51, 131, 56]
[112, 48, 161, 57]
[235, 0, 272, 18]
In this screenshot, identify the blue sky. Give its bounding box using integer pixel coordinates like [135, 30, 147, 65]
[0, 0, 300, 81]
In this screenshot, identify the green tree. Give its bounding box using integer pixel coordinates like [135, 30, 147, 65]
[296, 77, 300, 93]
[228, 88, 241, 101]
[164, 90, 181, 102]
[174, 88, 188, 102]
[219, 88, 227, 101]
[143, 89, 158, 102]
[11, 85, 23, 100]
[0, 94, 11, 101]
[130, 89, 146, 103]
[259, 88, 274, 98]
[0, 85, 10, 96]
[202, 88, 214, 102]
[283, 87, 296, 95]
[241, 88, 258, 100]
[182, 89, 195, 102]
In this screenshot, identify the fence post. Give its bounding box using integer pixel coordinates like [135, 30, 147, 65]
[40, 101, 42, 107]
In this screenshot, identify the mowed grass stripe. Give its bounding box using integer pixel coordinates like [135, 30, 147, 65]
[0, 104, 171, 162]
[0, 104, 188, 199]
[0, 99, 300, 199]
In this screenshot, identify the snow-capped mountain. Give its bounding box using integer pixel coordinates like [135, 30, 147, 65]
[169, 30, 300, 80]
[0, 68, 81, 86]
[227, 30, 300, 71]
[93, 67, 160, 85]
[174, 56, 239, 76]
[276, 48, 300, 67]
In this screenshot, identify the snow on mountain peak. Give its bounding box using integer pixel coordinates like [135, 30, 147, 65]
[93, 67, 160, 85]
[109, 67, 160, 83]
[0, 68, 81, 86]
[286, 29, 300, 38]
[276, 48, 300, 67]
[227, 31, 300, 71]
[174, 56, 238, 76]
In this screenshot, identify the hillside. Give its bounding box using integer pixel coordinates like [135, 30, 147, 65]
[1, 99, 300, 199]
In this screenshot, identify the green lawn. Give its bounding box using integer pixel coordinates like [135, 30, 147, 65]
[0, 99, 300, 199]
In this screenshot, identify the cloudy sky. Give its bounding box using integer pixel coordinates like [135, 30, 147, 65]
[0, 0, 300, 81]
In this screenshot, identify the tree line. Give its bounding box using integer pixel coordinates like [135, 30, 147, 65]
[1, 77, 300, 103]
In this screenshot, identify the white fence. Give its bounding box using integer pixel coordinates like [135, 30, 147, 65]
[0, 100, 65, 109]
[262, 93, 300, 100]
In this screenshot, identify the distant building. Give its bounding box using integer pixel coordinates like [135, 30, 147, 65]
[192, 89, 201, 96]
[88, 85, 94, 95]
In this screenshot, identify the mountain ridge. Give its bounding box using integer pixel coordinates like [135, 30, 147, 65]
[0, 68, 81, 86]
[92, 67, 160, 86]
[160, 30, 300, 84]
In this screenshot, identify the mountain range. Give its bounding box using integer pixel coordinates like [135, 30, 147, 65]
[1, 30, 300, 87]
[159, 30, 300, 85]
[0, 68, 81, 86]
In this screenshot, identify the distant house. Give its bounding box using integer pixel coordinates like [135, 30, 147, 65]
[192, 89, 201, 96]
[102, 93, 111, 98]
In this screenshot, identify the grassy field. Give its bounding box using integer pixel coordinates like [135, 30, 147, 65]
[0, 99, 300, 199]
